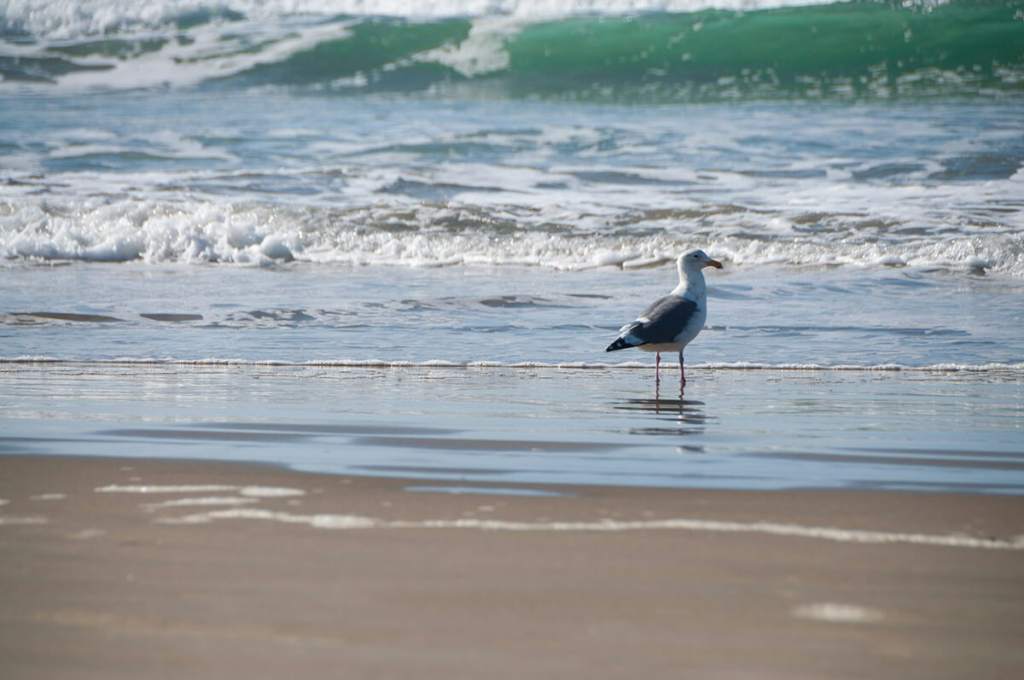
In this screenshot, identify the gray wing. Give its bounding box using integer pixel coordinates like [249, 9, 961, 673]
[607, 296, 698, 351]
[630, 295, 698, 344]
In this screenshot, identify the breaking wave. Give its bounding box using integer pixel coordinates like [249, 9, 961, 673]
[2, 0, 1022, 100]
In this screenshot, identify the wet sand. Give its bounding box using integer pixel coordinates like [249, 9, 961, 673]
[1, 454, 1023, 679]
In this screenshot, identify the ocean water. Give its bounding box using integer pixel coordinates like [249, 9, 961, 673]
[2, 0, 1023, 492]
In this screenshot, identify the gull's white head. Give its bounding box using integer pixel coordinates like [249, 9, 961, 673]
[678, 249, 723, 272]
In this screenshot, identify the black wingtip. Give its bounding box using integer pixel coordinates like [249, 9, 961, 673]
[605, 338, 631, 352]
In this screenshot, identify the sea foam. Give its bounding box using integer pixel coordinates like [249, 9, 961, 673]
[152, 507, 1024, 551]
[2, 197, 1021, 276]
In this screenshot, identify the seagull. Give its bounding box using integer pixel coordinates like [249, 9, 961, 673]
[605, 249, 723, 386]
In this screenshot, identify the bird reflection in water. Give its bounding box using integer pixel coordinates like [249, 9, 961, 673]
[614, 390, 709, 440]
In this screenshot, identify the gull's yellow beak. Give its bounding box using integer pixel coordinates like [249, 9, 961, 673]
[708, 258, 723, 269]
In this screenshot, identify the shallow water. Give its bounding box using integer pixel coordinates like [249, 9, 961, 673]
[2, 262, 1023, 369]
[2, 364, 1022, 493]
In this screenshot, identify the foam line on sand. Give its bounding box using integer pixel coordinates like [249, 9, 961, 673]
[155, 508, 1024, 551]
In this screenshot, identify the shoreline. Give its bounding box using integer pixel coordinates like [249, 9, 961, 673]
[4, 357, 1024, 373]
[2, 453, 1023, 678]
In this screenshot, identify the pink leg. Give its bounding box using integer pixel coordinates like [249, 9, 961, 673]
[679, 350, 686, 386]
[655, 353, 661, 384]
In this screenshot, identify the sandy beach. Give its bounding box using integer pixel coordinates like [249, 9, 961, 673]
[2, 453, 1022, 679]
